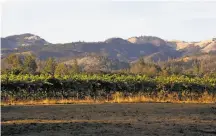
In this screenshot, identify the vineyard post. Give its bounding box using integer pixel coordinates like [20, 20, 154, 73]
[76, 91, 79, 100]
[107, 94, 109, 102]
[6, 69, 9, 84]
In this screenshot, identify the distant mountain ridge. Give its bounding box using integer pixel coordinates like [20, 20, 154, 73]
[1, 33, 216, 65]
[1, 33, 49, 49]
[168, 38, 216, 53]
[127, 36, 167, 47]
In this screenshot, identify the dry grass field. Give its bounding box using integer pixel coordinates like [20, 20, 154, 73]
[1, 103, 216, 136]
[2, 91, 216, 106]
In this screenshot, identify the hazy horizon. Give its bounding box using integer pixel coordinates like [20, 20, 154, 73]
[2, 0, 216, 43]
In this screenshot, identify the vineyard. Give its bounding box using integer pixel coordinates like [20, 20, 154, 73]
[1, 74, 216, 104]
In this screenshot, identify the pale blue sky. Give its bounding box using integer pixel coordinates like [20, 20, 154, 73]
[1, 0, 216, 43]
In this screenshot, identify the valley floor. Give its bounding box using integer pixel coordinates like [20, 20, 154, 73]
[1, 103, 216, 136]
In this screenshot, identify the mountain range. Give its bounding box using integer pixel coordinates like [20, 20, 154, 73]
[1, 33, 216, 72]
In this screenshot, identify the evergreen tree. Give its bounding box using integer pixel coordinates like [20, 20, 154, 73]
[5, 54, 23, 74]
[55, 63, 69, 76]
[192, 59, 200, 75]
[23, 55, 37, 74]
[70, 59, 80, 74]
[43, 57, 57, 77]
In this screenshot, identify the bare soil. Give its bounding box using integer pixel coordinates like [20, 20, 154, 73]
[1, 103, 216, 136]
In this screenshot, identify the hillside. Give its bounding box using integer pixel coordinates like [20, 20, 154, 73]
[169, 38, 216, 54]
[1, 34, 180, 61]
[1, 33, 216, 72]
[1, 33, 49, 49]
[160, 52, 216, 74]
[62, 54, 129, 72]
[127, 36, 167, 47]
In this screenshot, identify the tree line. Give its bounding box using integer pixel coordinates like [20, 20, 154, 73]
[2, 53, 216, 78]
[2, 54, 80, 77]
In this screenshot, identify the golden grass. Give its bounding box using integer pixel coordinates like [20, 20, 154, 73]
[111, 91, 216, 104]
[2, 119, 135, 125]
[1, 91, 216, 105]
[1, 98, 99, 106]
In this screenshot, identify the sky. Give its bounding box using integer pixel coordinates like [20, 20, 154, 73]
[1, 0, 216, 43]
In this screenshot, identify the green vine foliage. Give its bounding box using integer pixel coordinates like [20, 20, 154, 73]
[1, 74, 216, 101]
